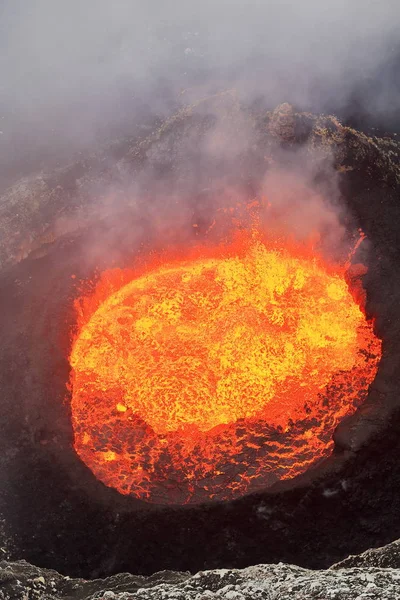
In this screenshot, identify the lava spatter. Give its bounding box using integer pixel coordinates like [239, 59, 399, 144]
[69, 231, 381, 504]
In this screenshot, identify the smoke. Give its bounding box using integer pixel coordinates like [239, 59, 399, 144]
[50, 91, 350, 273]
[0, 0, 399, 185]
[260, 165, 347, 257]
[0, 0, 397, 269]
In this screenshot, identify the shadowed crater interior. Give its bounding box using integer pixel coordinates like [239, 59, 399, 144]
[1, 100, 400, 578]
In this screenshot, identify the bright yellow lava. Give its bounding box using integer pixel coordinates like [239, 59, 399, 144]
[69, 236, 381, 504]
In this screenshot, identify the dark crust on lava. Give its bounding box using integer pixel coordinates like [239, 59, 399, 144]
[1, 95, 400, 577]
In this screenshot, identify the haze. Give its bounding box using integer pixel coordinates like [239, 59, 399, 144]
[0, 0, 399, 186]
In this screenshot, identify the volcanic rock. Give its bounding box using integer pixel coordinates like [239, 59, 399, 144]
[1, 95, 399, 272]
[1, 540, 400, 599]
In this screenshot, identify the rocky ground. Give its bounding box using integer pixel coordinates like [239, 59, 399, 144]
[1, 540, 400, 599]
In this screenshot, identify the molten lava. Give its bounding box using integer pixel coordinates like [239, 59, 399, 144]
[70, 231, 381, 504]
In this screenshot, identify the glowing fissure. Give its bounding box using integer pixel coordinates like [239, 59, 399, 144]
[70, 232, 381, 504]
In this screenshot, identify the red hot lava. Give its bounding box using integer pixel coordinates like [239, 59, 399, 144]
[69, 227, 381, 505]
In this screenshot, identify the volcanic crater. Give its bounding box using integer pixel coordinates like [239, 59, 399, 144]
[1, 98, 400, 578]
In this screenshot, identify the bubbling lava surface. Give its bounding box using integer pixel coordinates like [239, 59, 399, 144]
[70, 231, 381, 504]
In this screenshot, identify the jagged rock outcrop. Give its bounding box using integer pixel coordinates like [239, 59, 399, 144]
[1, 540, 400, 599]
[1, 95, 399, 272]
[333, 538, 400, 569]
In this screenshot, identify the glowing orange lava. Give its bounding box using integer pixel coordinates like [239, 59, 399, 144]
[70, 231, 381, 504]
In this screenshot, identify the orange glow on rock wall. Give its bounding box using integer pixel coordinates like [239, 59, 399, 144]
[70, 230, 381, 504]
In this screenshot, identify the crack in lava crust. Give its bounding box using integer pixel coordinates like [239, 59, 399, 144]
[70, 233, 381, 504]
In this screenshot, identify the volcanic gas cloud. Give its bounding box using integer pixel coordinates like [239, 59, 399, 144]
[70, 222, 381, 505]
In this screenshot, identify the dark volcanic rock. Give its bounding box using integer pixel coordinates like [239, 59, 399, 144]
[1, 542, 400, 599]
[1, 94, 399, 272]
[333, 538, 400, 569]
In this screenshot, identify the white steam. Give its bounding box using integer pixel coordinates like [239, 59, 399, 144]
[0, 0, 399, 183]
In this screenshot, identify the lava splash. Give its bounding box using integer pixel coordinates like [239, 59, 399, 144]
[70, 232, 381, 504]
